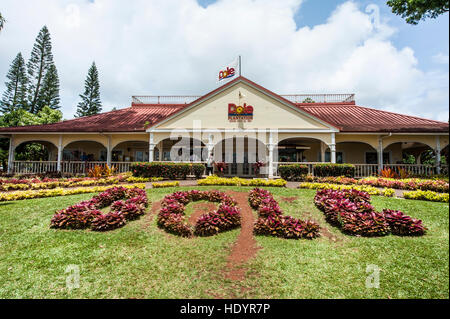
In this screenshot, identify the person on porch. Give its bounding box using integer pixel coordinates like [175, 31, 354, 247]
[206, 153, 214, 176]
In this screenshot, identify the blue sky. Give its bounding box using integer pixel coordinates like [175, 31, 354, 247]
[1, 0, 449, 120]
[297, 0, 449, 70]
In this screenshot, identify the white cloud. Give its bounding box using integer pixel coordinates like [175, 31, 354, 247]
[433, 52, 449, 64]
[0, 0, 448, 121]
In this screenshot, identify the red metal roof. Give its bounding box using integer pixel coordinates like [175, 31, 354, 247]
[297, 104, 449, 133]
[0, 76, 447, 133]
[0, 104, 186, 133]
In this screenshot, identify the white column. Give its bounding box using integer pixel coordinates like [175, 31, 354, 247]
[436, 136, 441, 174]
[157, 141, 162, 161]
[268, 131, 275, 178]
[7, 135, 15, 174]
[57, 135, 63, 172]
[330, 133, 336, 164]
[106, 135, 112, 166]
[207, 134, 214, 158]
[378, 137, 384, 172]
[149, 133, 156, 162]
[320, 141, 326, 162]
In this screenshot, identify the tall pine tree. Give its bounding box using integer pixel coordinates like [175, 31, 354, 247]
[38, 63, 60, 110]
[1, 53, 29, 113]
[76, 62, 102, 117]
[0, 12, 5, 31]
[27, 25, 54, 114]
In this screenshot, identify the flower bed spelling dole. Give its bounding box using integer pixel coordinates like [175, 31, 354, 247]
[50, 186, 149, 232]
[0, 184, 146, 202]
[314, 189, 427, 237]
[249, 188, 320, 239]
[198, 175, 287, 187]
[157, 190, 241, 237]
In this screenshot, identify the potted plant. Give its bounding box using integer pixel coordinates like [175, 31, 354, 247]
[214, 162, 227, 177]
[253, 161, 265, 178]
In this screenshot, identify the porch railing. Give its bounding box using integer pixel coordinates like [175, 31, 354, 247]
[11, 161, 59, 174]
[132, 94, 356, 105]
[111, 162, 132, 173]
[61, 162, 107, 175]
[9, 161, 131, 175]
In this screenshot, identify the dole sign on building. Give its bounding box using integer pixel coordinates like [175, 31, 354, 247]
[228, 103, 254, 122]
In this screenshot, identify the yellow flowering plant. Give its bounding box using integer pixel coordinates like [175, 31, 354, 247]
[152, 181, 180, 188]
[197, 175, 287, 187]
[299, 182, 395, 197]
[0, 184, 146, 202]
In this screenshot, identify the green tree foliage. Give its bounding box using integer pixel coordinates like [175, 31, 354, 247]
[76, 62, 102, 117]
[302, 97, 316, 103]
[27, 26, 55, 114]
[0, 106, 62, 127]
[0, 106, 63, 165]
[38, 63, 60, 110]
[387, 0, 449, 24]
[0, 12, 5, 31]
[1, 53, 29, 113]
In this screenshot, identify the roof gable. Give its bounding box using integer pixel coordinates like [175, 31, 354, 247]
[149, 77, 338, 131]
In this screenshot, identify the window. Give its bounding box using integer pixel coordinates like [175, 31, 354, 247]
[99, 150, 107, 162]
[112, 150, 123, 162]
[135, 151, 149, 162]
[63, 149, 76, 161]
[365, 152, 390, 164]
[325, 151, 344, 164]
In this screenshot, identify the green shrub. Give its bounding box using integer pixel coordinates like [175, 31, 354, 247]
[313, 164, 355, 177]
[191, 164, 205, 178]
[130, 162, 205, 180]
[278, 164, 309, 181]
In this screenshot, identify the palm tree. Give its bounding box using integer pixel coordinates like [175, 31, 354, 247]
[0, 12, 5, 32]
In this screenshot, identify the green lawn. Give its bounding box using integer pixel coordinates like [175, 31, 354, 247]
[0, 186, 448, 299]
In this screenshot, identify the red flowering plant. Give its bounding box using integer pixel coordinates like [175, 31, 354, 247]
[91, 212, 126, 232]
[382, 209, 427, 236]
[249, 188, 320, 240]
[248, 188, 271, 209]
[50, 187, 149, 232]
[253, 161, 265, 175]
[214, 162, 228, 173]
[157, 190, 241, 237]
[194, 204, 241, 236]
[314, 189, 427, 237]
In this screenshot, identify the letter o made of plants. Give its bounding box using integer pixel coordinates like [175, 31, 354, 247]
[157, 190, 241, 237]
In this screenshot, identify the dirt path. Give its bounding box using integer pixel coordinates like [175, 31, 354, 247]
[222, 191, 260, 281]
[141, 199, 161, 229]
[281, 196, 298, 203]
[188, 202, 217, 225]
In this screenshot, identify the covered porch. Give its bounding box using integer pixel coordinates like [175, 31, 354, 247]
[2, 131, 448, 178]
